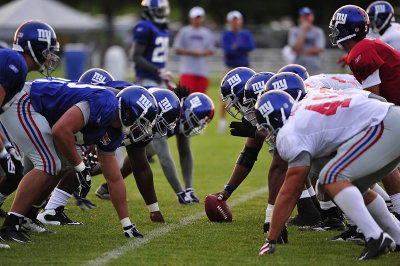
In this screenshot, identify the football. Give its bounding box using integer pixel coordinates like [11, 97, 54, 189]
[204, 194, 232, 222]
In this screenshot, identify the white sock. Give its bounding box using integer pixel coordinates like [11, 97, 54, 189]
[121, 217, 131, 228]
[390, 193, 400, 214]
[367, 194, 400, 244]
[45, 188, 72, 210]
[320, 200, 336, 210]
[307, 186, 316, 197]
[371, 184, 390, 201]
[300, 189, 310, 199]
[334, 186, 382, 240]
[265, 204, 274, 223]
[0, 193, 8, 205]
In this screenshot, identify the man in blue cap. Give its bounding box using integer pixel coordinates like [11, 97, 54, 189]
[288, 7, 325, 74]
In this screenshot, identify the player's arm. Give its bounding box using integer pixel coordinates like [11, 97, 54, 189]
[132, 42, 159, 73]
[361, 69, 381, 96]
[268, 165, 309, 240]
[267, 150, 288, 205]
[52, 106, 85, 167]
[0, 85, 7, 150]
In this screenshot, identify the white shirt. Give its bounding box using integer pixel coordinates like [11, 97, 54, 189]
[305, 74, 362, 91]
[277, 88, 392, 163]
[381, 23, 400, 52]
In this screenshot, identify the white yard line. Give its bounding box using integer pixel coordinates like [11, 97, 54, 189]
[84, 186, 268, 266]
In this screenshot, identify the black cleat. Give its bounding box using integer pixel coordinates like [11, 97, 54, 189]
[123, 223, 144, 238]
[299, 217, 346, 231]
[0, 225, 32, 243]
[0, 208, 7, 218]
[37, 206, 82, 226]
[357, 232, 395, 260]
[263, 222, 289, 244]
[328, 225, 364, 242]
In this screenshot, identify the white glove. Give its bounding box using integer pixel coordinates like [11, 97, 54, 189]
[158, 68, 173, 81]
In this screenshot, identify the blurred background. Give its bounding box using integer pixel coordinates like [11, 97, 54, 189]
[0, 0, 399, 79]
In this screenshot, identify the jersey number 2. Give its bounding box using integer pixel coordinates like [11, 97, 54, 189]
[152, 37, 169, 63]
[305, 98, 351, 116]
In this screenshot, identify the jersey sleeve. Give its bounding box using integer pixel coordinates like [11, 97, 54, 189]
[87, 90, 118, 128]
[348, 46, 384, 83]
[276, 132, 306, 163]
[97, 128, 125, 154]
[133, 21, 153, 45]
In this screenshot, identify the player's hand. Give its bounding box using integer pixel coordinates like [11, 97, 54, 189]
[173, 83, 191, 100]
[259, 238, 277, 255]
[230, 120, 257, 138]
[73, 190, 97, 210]
[82, 145, 100, 174]
[214, 190, 230, 201]
[0, 149, 23, 183]
[158, 68, 173, 81]
[150, 211, 166, 223]
[264, 222, 289, 244]
[336, 54, 348, 68]
[76, 166, 92, 198]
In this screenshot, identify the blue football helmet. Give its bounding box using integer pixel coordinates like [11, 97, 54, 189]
[13, 20, 59, 77]
[243, 72, 275, 125]
[277, 64, 309, 81]
[264, 72, 306, 102]
[220, 67, 256, 120]
[180, 93, 214, 136]
[255, 90, 295, 145]
[329, 5, 369, 47]
[367, 1, 394, 34]
[141, 0, 170, 24]
[79, 68, 115, 85]
[117, 85, 158, 142]
[148, 87, 181, 137]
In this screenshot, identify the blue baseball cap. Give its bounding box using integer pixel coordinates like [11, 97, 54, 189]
[299, 7, 313, 16]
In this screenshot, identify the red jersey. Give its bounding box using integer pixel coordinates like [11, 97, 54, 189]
[347, 38, 400, 105]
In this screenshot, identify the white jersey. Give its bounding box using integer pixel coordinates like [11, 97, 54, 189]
[277, 88, 392, 163]
[305, 74, 362, 91]
[381, 23, 400, 52]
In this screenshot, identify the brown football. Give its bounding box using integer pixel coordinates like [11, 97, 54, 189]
[204, 194, 232, 222]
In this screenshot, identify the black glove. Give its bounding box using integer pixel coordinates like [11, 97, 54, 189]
[76, 166, 92, 198]
[173, 83, 191, 100]
[73, 190, 96, 210]
[230, 120, 257, 138]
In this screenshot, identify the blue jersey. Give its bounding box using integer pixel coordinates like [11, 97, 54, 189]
[29, 79, 123, 152]
[0, 49, 28, 113]
[221, 30, 255, 68]
[133, 20, 169, 82]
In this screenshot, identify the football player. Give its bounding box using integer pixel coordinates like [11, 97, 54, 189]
[131, 0, 173, 88]
[257, 87, 400, 259]
[0, 20, 60, 220]
[0, 80, 157, 242]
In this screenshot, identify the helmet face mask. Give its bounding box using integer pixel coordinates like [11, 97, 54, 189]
[142, 0, 170, 24]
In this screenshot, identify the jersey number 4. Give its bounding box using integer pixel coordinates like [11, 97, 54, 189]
[152, 37, 169, 63]
[305, 98, 351, 116]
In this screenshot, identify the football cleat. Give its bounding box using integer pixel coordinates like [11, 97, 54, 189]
[386, 200, 394, 213]
[123, 223, 144, 238]
[95, 185, 110, 200]
[22, 218, 54, 233]
[0, 243, 10, 248]
[0, 226, 32, 243]
[0, 207, 7, 218]
[259, 238, 277, 255]
[263, 222, 289, 244]
[37, 207, 82, 226]
[299, 217, 345, 231]
[185, 188, 199, 203]
[327, 225, 364, 242]
[177, 191, 192, 205]
[357, 232, 395, 260]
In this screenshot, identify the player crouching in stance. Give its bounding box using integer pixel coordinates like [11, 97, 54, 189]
[256, 88, 400, 259]
[0, 79, 158, 242]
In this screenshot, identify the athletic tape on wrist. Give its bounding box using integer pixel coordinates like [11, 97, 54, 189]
[147, 202, 160, 212]
[74, 161, 85, 172]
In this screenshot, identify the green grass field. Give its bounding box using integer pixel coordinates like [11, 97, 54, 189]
[0, 72, 399, 265]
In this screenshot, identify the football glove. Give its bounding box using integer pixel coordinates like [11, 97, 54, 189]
[336, 54, 348, 68]
[123, 223, 144, 238]
[76, 166, 92, 198]
[230, 120, 257, 138]
[158, 68, 173, 81]
[73, 190, 96, 210]
[263, 222, 289, 244]
[259, 238, 277, 255]
[0, 147, 24, 194]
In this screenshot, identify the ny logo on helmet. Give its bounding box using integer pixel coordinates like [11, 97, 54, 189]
[375, 4, 386, 13]
[335, 13, 347, 25]
[189, 96, 202, 109]
[159, 97, 173, 112]
[227, 74, 241, 88]
[252, 81, 265, 95]
[37, 29, 52, 42]
[272, 79, 288, 91]
[91, 72, 107, 84]
[137, 94, 152, 111]
[259, 101, 274, 119]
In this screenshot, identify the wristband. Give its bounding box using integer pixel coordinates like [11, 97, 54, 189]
[0, 147, 8, 158]
[147, 202, 160, 212]
[3, 141, 12, 150]
[224, 184, 235, 195]
[74, 161, 85, 172]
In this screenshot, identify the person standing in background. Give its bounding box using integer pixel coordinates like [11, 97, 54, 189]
[218, 10, 256, 133]
[173, 6, 215, 94]
[288, 7, 325, 75]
